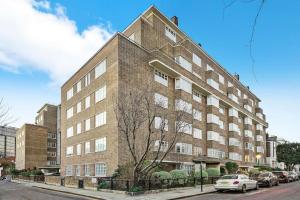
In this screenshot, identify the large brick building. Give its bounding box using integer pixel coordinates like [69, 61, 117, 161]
[16, 104, 60, 170]
[61, 6, 268, 177]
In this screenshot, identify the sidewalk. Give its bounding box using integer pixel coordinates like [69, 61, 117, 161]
[12, 179, 215, 200]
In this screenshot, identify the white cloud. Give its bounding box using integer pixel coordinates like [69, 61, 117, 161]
[0, 0, 114, 85]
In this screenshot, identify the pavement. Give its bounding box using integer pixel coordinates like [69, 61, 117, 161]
[7, 179, 216, 200]
[180, 180, 300, 200]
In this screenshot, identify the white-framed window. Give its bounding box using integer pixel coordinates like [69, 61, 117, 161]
[177, 121, 192, 135]
[95, 59, 106, 78]
[229, 152, 242, 161]
[67, 107, 73, 119]
[65, 165, 73, 176]
[256, 113, 263, 119]
[77, 122, 81, 134]
[244, 130, 253, 138]
[77, 102, 81, 113]
[256, 135, 263, 141]
[244, 117, 252, 125]
[154, 93, 168, 109]
[66, 146, 73, 157]
[154, 69, 168, 87]
[175, 56, 192, 72]
[95, 112, 106, 127]
[95, 85, 106, 103]
[76, 144, 81, 155]
[228, 81, 233, 87]
[129, 33, 135, 41]
[175, 143, 192, 155]
[207, 95, 219, 107]
[67, 126, 73, 138]
[219, 107, 225, 115]
[155, 117, 168, 131]
[256, 124, 263, 131]
[207, 131, 220, 142]
[206, 64, 214, 71]
[219, 135, 225, 145]
[85, 118, 91, 131]
[154, 140, 168, 152]
[85, 141, 91, 154]
[180, 164, 194, 174]
[219, 74, 224, 84]
[245, 142, 253, 150]
[67, 88, 73, 100]
[229, 138, 241, 147]
[193, 128, 202, 139]
[84, 73, 91, 87]
[95, 163, 107, 177]
[77, 81, 81, 93]
[207, 148, 225, 159]
[192, 53, 202, 67]
[175, 78, 192, 94]
[85, 96, 90, 109]
[207, 113, 219, 124]
[193, 146, 202, 156]
[257, 146, 264, 153]
[206, 78, 220, 90]
[75, 165, 81, 176]
[193, 109, 202, 121]
[165, 26, 176, 42]
[237, 89, 241, 97]
[229, 123, 240, 133]
[219, 120, 224, 129]
[192, 90, 201, 103]
[175, 99, 192, 114]
[244, 104, 252, 112]
[228, 93, 239, 104]
[84, 164, 91, 176]
[95, 137, 106, 152]
[229, 108, 238, 118]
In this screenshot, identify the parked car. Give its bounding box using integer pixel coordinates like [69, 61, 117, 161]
[0, 176, 6, 181]
[273, 171, 290, 183]
[215, 174, 259, 193]
[297, 172, 300, 179]
[288, 171, 299, 181]
[254, 172, 279, 187]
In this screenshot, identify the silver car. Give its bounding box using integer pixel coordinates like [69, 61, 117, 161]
[215, 174, 259, 193]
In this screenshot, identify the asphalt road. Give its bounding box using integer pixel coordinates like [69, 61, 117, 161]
[180, 180, 300, 200]
[0, 181, 94, 200]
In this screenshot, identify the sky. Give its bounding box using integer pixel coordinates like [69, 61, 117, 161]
[0, 0, 299, 142]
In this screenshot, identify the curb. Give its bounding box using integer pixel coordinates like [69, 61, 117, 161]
[31, 186, 106, 200]
[167, 190, 216, 200]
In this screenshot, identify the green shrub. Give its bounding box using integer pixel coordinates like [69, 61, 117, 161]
[30, 170, 43, 176]
[170, 170, 187, 185]
[194, 170, 208, 178]
[97, 181, 109, 190]
[7, 167, 19, 175]
[20, 171, 31, 177]
[249, 168, 260, 177]
[225, 162, 239, 174]
[206, 168, 220, 177]
[128, 186, 143, 193]
[152, 171, 172, 180]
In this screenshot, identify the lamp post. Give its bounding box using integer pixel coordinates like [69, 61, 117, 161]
[256, 154, 261, 166]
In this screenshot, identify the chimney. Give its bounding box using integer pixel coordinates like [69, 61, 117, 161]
[171, 16, 178, 26]
[247, 86, 250, 90]
[234, 73, 239, 80]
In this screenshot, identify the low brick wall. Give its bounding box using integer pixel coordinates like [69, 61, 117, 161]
[64, 177, 98, 190]
[44, 176, 61, 186]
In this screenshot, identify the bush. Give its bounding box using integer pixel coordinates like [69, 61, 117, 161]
[152, 171, 172, 180]
[20, 171, 31, 177]
[7, 167, 19, 175]
[170, 170, 187, 185]
[194, 170, 208, 179]
[258, 166, 272, 172]
[128, 186, 143, 193]
[97, 180, 109, 190]
[249, 168, 260, 177]
[30, 170, 43, 176]
[225, 162, 239, 174]
[206, 168, 220, 177]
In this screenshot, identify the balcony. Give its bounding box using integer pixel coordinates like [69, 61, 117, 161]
[228, 87, 239, 97]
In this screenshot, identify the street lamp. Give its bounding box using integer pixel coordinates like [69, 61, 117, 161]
[256, 154, 261, 166]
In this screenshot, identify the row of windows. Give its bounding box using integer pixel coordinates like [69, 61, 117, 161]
[66, 137, 107, 157]
[66, 59, 107, 101]
[65, 163, 107, 177]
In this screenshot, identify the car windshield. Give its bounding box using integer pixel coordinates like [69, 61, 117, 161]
[220, 175, 238, 179]
[259, 173, 269, 177]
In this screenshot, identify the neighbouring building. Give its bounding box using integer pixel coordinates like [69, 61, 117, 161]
[61, 6, 268, 177]
[266, 134, 279, 169]
[16, 104, 60, 171]
[0, 126, 17, 161]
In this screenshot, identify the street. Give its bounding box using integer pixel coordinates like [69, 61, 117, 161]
[0, 181, 94, 200]
[180, 181, 300, 200]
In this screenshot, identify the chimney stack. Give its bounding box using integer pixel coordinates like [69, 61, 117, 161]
[171, 16, 178, 26]
[234, 73, 239, 80]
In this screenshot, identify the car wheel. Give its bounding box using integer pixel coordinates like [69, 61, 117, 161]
[268, 181, 272, 187]
[276, 181, 279, 186]
[242, 185, 247, 193]
[255, 183, 259, 190]
[216, 190, 223, 193]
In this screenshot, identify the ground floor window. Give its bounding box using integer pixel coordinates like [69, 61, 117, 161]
[95, 163, 107, 177]
[65, 165, 73, 176]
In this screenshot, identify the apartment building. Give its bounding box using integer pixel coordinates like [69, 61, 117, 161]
[16, 104, 60, 170]
[0, 126, 17, 161]
[61, 6, 268, 177]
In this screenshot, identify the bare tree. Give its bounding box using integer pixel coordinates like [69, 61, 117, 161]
[0, 98, 15, 127]
[114, 85, 190, 185]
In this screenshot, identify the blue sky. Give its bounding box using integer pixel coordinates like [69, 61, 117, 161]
[0, 0, 299, 141]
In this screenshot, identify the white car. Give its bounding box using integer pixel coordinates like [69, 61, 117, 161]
[215, 174, 259, 193]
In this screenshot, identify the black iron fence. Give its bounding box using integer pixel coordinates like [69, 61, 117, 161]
[97, 176, 220, 191]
